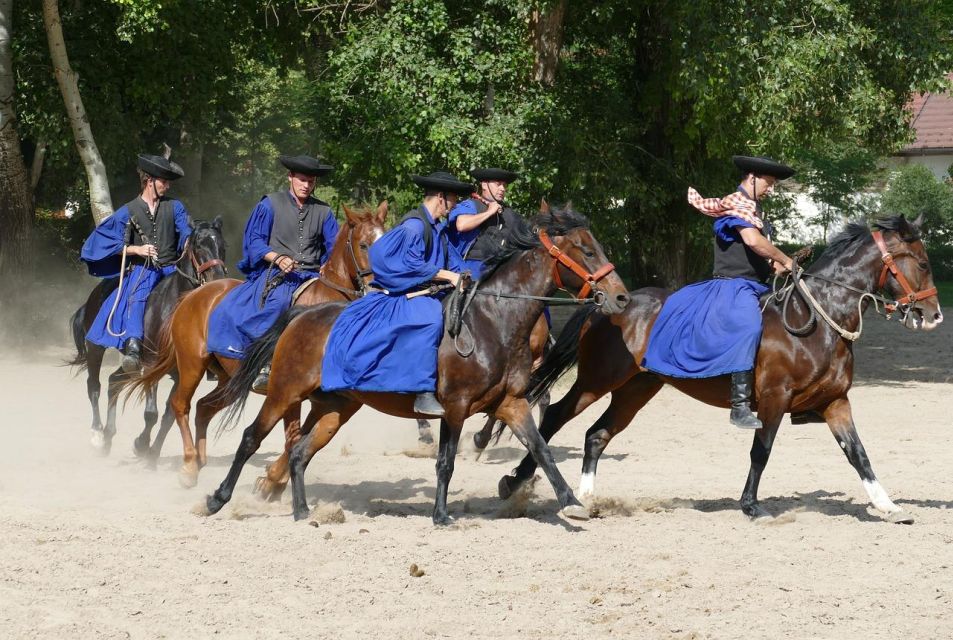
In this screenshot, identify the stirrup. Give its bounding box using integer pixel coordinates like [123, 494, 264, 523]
[414, 392, 445, 417]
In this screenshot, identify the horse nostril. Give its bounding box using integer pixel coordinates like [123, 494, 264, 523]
[616, 293, 630, 307]
[935, 311, 944, 322]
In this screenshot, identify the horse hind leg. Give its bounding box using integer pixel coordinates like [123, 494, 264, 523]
[823, 397, 912, 524]
[100, 365, 129, 456]
[85, 344, 106, 448]
[287, 395, 361, 521]
[255, 401, 311, 502]
[417, 419, 434, 445]
[146, 375, 179, 470]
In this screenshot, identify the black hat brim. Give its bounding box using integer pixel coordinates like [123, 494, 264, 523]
[471, 168, 518, 183]
[732, 155, 795, 180]
[412, 172, 473, 195]
[279, 155, 334, 177]
[137, 154, 185, 180]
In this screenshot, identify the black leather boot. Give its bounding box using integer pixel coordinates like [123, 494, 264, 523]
[121, 337, 142, 373]
[414, 392, 445, 417]
[729, 370, 762, 429]
[251, 364, 271, 395]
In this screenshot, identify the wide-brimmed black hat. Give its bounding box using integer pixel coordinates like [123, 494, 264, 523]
[412, 171, 473, 195]
[732, 155, 795, 180]
[137, 154, 185, 180]
[279, 154, 334, 177]
[471, 167, 518, 183]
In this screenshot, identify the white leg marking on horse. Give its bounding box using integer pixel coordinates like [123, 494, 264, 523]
[90, 430, 106, 449]
[863, 479, 901, 513]
[578, 472, 595, 498]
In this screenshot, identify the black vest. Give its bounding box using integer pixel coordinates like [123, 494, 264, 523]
[465, 198, 521, 261]
[712, 222, 772, 282]
[266, 191, 332, 271]
[126, 197, 181, 266]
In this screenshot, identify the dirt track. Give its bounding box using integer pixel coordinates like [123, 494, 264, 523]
[1, 309, 951, 639]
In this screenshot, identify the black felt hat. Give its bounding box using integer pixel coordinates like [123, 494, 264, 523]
[137, 154, 185, 180]
[732, 156, 795, 180]
[278, 154, 334, 177]
[471, 167, 518, 183]
[411, 171, 473, 195]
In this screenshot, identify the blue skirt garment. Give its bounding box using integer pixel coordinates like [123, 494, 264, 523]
[641, 278, 769, 379]
[321, 290, 443, 393]
[206, 269, 316, 359]
[86, 264, 176, 349]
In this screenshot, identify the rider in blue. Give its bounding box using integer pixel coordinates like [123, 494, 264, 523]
[207, 155, 337, 389]
[642, 155, 795, 429]
[447, 167, 520, 280]
[321, 171, 473, 417]
[81, 154, 192, 372]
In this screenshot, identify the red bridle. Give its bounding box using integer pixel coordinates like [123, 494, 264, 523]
[538, 229, 615, 299]
[871, 230, 936, 311]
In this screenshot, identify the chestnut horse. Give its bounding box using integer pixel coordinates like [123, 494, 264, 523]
[124, 202, 387, 487]
[201, 204, 630, 524]
[68, 218, 228, 457]
[501, 216, 943, 523]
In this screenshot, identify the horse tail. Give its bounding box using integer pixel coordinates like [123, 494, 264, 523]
[123, 312, 177, 403]
[214, 305, 311, 434]
[66, 305, 88, 371]
[525, 304, 599, 405]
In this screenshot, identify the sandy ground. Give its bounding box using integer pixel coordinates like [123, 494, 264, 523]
[1, 309, 952, 639]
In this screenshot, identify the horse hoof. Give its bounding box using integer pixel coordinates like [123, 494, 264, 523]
[293, 508, 310, 522]
[191, 500, 213, 517]
[885, 510, 915, 525]
[132, 438, 150, 458]
[559, 504, 590, 522]
[498, 475, 519, 500]
[178, 468, 199, 489]
[743, 504, 773, 520]
[89, 430, 107, 453]
[417, 429, 434, 446]
[432, 513, 455, 526]
[473, 431, 490, 450]
[253, 476, 286, 502]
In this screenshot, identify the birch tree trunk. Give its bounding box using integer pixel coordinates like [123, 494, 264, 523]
[0, 0, 34, 277]
[529, 0, 566, 86]
[42, 0, 113, 223]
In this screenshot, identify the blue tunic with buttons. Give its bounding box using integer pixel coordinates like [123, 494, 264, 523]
[321, 206, 447, 393]
[81, 198, 191, 350]
[206, 192, 338, 359]
[641, 216, 770, 378]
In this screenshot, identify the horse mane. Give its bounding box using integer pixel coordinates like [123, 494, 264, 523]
[478, 204, 591, 281]
[810, 215, 916, 271]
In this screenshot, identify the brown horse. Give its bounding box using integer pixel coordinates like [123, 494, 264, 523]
[124, 202, 387, 487]
[201, 204, 631, 524]
[501, 215, 943, 523]
[68, 218, 228, 458]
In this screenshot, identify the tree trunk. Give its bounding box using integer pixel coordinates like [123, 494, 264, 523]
[42, 0, 112, 223]
[0, 0, 34, 278]
[529, 0, 566, 86]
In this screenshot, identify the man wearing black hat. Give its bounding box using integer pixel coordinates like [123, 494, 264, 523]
[321, 171, 472, 417]
[642, 155, 796, 429]
[446, 167, 521, 279]
[207, 155, 338, 369]
[81, 154, 193, 372]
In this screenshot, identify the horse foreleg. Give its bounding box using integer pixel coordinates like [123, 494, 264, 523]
[499, 382, 600, 500]
[495, 396, 587, 521]
[133, 383, 160, 458]
[433, 418, 463, 525]
[823, 397, 911, 523]
[147, 375, 179, 469]
[85, 344, 106, 445]
[255, 401, 309, 502]
[102, 366, 128, 456]
[169, 366, 204, 489]
[193, 381, 234, 472]
[288, 395, 361, 521]
[739, 403, 787, 519]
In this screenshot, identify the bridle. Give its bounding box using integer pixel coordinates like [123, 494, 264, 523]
[538, 229, 615, 301]
[871, 230, 936, 313]
[175, 236, 226, 286]
[314, 223, 376, 301]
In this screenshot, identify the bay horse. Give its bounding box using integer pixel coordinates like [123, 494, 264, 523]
[201, 203, 631, 524]
[68, 218, 227, 457]
[500, 215, 943, 523]
[123, 202, 387, 487]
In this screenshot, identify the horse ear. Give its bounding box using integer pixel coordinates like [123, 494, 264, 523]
[539, 198, 550, 214]
[913, 211, 926, 230]
[213, 215, 223, 231]
[564, 200, 573, 212]
[343, 204, 358, 227]
[376, 200, 388, 223]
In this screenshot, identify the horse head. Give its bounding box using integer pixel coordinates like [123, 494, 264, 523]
[339, 201, 388, 290]
[534, 199, 630, 314]
[873, 214, 943, 331]
[187, 216, 228, 284]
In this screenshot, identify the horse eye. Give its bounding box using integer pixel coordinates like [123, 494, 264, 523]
[360, 243, 369, 250]
[584, 249, 595, 258]
[918, 260, 929, 271]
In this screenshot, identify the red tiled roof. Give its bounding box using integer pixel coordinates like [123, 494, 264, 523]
[901, 76, 953, 153]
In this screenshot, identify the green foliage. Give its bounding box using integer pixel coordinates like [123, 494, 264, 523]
[879, 164, 953, 246]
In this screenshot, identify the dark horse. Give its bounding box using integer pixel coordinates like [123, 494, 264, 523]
[202, 203, 631, 524]
[123, 203, 387, 487]
[69, 217, 228, 458]
[501, 215, 942, 523]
